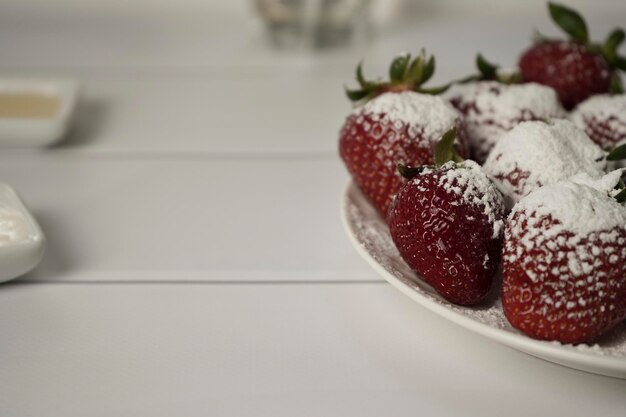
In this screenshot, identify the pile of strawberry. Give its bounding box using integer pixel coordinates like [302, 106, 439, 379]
[339, 3, 626, 345]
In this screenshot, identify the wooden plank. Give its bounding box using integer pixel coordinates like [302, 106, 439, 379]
[1, 282, 624, 416]
[0, 155, 371, 282]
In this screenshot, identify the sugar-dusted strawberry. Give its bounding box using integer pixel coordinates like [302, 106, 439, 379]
[388, 130, 505, 305]
[518, 3, 626, 110]
[483, 119, 606, 207]
[340, 52, 468, 216]
[447, 81, 565, 163]
[502, 171, 626, 344]
[446, 55, 565, 163]
[570, 94, 626, 150]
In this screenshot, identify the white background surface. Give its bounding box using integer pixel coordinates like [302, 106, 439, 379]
[1, 1, 625, 416]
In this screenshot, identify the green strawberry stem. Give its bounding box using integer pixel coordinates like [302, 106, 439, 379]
[345, 51, 450, 104]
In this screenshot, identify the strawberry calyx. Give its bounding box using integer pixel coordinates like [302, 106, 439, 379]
[396, 127, 464, 180]
[548, 2, 589, 44]
[396, 164, 427, 180]
[606, 143, 626, 161]
[345, 51, 450, 104]
[614, 187, 626, 203]
[544, 2, 625, 93]
[607, 148, 626, 205]
[434, 127, 464, 166]
[458, 54, 522, 85]
[607, 147, 626, 202]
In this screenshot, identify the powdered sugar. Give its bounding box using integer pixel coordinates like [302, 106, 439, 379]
[572, 169, 624, 195]
[570, 94, 626, 149]
[504, 172, 626, 292]
[445, 81, 565, 161]
[355, 91, 460, 141]
[483, 119, 606, 205]
[420, 161, 504, 238]
[512, 172, 626, 241]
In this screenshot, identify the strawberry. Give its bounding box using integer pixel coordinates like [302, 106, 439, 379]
[483, 119, 606, 207]
[570, 94, 626, 151]
[518, 3, 626, 110]
[501, 172, 626, 344]
[446, 78, 565, 163]
[388, 130, 505, 305]
[340, 52, 468, 216]
[519, 41, 613, 110]
[446, 55, 565, 163]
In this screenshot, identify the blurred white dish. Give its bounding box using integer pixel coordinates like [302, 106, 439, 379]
[0, 183, 45, 282]
[341, 181, 626, 379]
[0, 78, 78, 147]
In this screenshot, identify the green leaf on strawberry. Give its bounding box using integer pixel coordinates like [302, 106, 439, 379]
[344, 88, 368, 101]
[396, 127, 464, 180]
[607, 143, 626, 161]
[610, 74, 624, 94]
[453, 54, 521, 87]
[396, 164, 426, 180]
[434, 127, 463, 166]
[602, 29, 625, 65]
[389, 54, 411, 83]
[615, 188, 626, 203]
[476, 54, 498, 79]
[548, 2, 588, 43]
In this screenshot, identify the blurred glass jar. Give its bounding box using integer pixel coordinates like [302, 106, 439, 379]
[254, 0, 372, 49]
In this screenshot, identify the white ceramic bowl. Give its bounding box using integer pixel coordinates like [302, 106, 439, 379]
[0, 183, 45, 283]
[341, 181, 626, 379]
[0, 78, 79, 147]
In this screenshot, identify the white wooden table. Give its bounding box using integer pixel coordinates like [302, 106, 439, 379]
[1, 2, 625, 416]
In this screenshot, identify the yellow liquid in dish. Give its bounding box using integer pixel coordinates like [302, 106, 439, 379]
[0, 93, 61, 119]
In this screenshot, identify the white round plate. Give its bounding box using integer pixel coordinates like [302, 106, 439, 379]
[341, 181, 626, 379]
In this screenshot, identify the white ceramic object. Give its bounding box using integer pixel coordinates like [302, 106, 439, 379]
[341, 181, 626, 379]
[0, 183, 45, 282]
[0, 78, 78, 147]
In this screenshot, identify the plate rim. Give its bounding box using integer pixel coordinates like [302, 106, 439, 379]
[340, 180, 626, 378]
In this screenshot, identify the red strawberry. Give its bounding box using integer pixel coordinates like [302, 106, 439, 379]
[502, 172, 626, 344]
[340, 53, 468, 216]
[519, 41, 612, 110]
[445, 54, 564, 163]
[518, 3, 625, 110]
[388, 130, 505, 305]
[570, 94, 626, 150]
